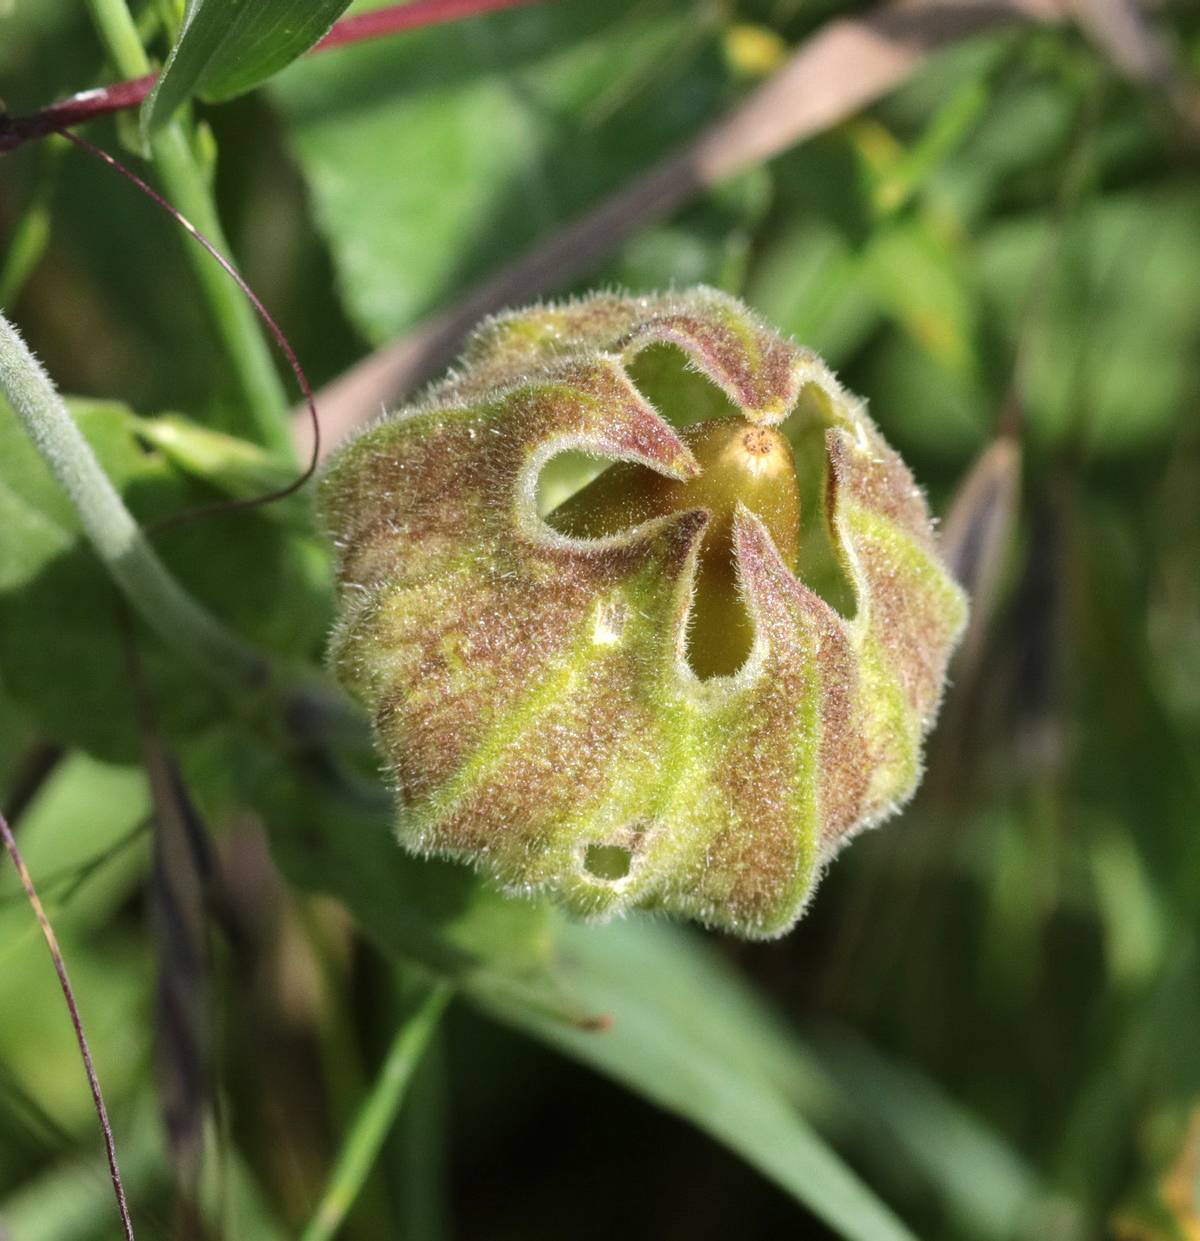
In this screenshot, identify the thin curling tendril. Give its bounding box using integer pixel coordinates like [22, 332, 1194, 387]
[58, 129, 320, 533]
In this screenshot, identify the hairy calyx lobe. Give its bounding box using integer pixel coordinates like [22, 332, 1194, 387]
[552, 416, 801, 677]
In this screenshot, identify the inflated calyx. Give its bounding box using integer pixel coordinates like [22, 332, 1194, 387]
[319, 289, 967, 938]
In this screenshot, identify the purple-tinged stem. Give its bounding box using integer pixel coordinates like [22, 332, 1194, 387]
[0, 0, 555, 156]
[315, 0, 547, 50]
[0, 806, 136, 1241]
[0, 74, 157, 153]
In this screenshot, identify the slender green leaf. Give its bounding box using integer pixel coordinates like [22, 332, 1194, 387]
[0, 757, 151, 1126]
[812, 1029, 1043, 1241]
[477, 919, 920, 1241]
[142, 0, 353, 137]
[300, 983, 452, 1241]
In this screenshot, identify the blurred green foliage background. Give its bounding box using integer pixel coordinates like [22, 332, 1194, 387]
[2, 0, 1200, 1238]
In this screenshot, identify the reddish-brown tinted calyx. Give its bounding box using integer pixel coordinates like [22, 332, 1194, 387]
[320, 289, 969, 938]
[551, 416, 801, 677]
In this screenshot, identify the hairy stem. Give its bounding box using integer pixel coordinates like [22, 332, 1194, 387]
[83, 0, 293, 455]
[0, 311, 269, 693]
[301, 984, 454, 1241]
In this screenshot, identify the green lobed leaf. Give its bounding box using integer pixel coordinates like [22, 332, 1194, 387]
[272, 0, 728, 341]
[0, 397, 330, 760]
[141, 0, 354, 138]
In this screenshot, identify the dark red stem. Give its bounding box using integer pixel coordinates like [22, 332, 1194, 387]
[0, 807, 136, 1241]
[0, 74, 158, 153]
[314, 0, 546, 50]
[0, 0, 552, 155]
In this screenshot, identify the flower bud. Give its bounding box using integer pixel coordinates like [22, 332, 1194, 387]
[319, 289, 967, 938]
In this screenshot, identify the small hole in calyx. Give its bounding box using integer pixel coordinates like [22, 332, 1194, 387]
[583, 842, 635, 882]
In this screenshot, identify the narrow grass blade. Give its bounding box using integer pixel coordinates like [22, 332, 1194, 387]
[300, 982, 453, 1241]
[476, 919, 919, 1241]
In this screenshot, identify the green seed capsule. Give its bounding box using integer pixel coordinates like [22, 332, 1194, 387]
[319, 289, 967, 939]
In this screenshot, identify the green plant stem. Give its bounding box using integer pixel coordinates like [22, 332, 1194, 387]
[390, 1035, 449, 1241]
[0, 200, 52, 309]
[86, 0, 153, 79]
[0, 311, 269, 694]
[83, 0, 293, 457]
[0, 140, 64, 308]
[301, 984, 454, 1241]
[151, 127, 293, 452]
